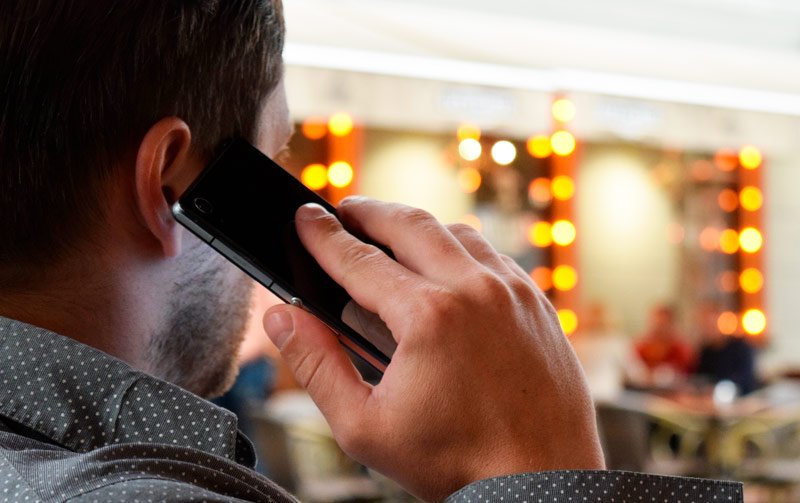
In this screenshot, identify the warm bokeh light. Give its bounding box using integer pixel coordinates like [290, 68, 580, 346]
[527, 135, 552, 159]
[739, 227, 764, 254]
[718, 189, 739, 213]
[552, 98, 577, 123]
[530, 267, 553, 291]
[328, 161, 354, 188]
[739, 145, 763, 170]
[718, 271, 739, 293]
[552, 220, 577, 246]
[301, 117, 328, 140]
[690, 160, 714, 181]
[740, 186, 764, 212]
[491, 141, 517, 166]
[714, 149, 739, 172]
[740, 268, 764, 294]
[300, 164, 328, 191]
[551, 175, 576, 201]
[328, 112, 354, 137]
[558, 309, 579, 336]
[666, 223, 685, 245]
[528, 178, 553, 205]
[460, 214, 483, 232]
[458, 138, 482, 161]
[742, 309, 767, 336]
[717, 312, 739, 336]
[699, 227, 720, 252]
[551, 131, 576, 157]
[457, 123, 481, 141]
[527, 221, 553, 248]
[457, 167, 482, 193]
[719, 229, 740, 255]
[552, 265, 578, 291]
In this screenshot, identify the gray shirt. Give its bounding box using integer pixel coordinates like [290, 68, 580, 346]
[0, 317, 743, 502]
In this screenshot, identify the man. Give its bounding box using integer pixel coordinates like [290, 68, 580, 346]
[0, 1, 742, 501]
[694, 302, 758, 395]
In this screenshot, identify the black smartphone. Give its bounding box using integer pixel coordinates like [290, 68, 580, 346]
[172, 138, 396, 374]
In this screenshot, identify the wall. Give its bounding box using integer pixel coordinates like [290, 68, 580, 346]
[762, 154, 800, 373]
[577, 145, 679, 337]
[359, 130, 471, 225]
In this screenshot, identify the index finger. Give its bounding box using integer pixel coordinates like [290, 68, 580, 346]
[295, 203, 425, 324]
[337, 197, 478, 281]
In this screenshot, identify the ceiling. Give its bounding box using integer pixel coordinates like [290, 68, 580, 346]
[283, 0, 800, 114]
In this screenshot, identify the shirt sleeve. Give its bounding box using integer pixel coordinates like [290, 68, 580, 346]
[445, 471, 743, 503]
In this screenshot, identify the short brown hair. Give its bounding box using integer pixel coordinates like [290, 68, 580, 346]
[0, 0, 284, 286]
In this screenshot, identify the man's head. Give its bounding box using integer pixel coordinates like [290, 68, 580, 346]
[0, 0, 289, 397]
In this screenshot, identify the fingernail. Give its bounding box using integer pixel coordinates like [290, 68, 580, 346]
[264, 310, 294, 350]
[297, 203, 328, 221]
[340, 195, 366, 206]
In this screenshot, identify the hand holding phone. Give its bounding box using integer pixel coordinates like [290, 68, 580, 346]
[172, 139, 396, 374]
[264, 198, 605, 501]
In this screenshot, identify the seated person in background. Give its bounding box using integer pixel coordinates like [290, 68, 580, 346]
[694, 302, 758, 395]
[0, 1, 742, 501]
[634, 304, 695, 384]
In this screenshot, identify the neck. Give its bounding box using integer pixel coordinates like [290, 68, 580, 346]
[0, 257, 162, 372]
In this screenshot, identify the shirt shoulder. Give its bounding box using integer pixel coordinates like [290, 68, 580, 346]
[446, 471, 743, 503]
[66, 477, 265, 502]
[0, 431, 296, 503]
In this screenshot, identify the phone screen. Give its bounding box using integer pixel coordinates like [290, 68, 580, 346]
[173, 139, 395, 372]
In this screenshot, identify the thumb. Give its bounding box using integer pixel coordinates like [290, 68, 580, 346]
[263, 305, 371, 422]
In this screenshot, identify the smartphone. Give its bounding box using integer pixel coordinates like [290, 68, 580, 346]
[172, 138, 396, 374]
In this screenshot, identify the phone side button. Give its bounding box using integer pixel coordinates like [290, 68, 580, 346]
[290, 297, 304, 308]
[211, 240, 274, 289]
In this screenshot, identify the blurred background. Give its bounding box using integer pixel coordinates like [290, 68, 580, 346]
[220, 1, 800, 501]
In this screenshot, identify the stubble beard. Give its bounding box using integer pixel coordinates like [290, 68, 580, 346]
[146, 242, 254, 398]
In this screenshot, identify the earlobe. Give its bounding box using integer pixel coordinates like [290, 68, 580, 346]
[133, 117, 198, 258]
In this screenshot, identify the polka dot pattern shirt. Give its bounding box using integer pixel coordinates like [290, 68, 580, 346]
[0, 317, 743, 502]
[446, 472, 743, 503]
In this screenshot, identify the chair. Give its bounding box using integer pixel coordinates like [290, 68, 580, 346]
[596, 402, 708, 476]
[248, 393, 385, 502]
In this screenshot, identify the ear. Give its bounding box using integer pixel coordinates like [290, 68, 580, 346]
[133, 117, 200, 258]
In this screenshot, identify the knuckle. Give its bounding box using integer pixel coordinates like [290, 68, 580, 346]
[289, 348, 326, 391]
[447, 222, 480, 238]
[398, 207, 436, 229]
[473, 270, 512, 300]
[339, 242, 383, 271]
[508, 274, 536, 301]
[416, 286, 459, 326]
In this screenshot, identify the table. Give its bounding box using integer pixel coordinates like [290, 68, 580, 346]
[599, 380, 800, 478]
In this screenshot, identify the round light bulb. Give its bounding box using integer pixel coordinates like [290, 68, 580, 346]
[551, 131, 576, 157]
[491, 141, 517, 166]
[301, 164, 328, 190]
[328, 161, 354, 188]
[328, 113, 354, 137]
[742, 309, 767, 336]
[558, 309, 579, 336]
[552, 98, 577, 123]
[552, 220, 576, 246]
[458, 138, 482, 162]
[527, 135, 552, 159]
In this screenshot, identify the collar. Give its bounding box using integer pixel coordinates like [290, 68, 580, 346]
[0, 316, 255, 467]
